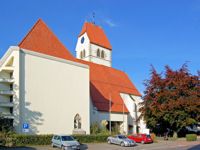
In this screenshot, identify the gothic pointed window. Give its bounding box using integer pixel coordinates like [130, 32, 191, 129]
[80, 51, 83, 59]
[101, 50, 105, 59]
[74, 114, 81, 129]
[97, 49, 100, 57]
[83, 50, 85, 58]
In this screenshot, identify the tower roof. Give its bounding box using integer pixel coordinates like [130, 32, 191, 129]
[18, 19, 75, 61]
[79, 22, 112, 50]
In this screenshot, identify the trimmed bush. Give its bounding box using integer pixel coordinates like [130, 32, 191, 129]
[13, 134, 53, 145]
[186, 134, 197, 141]
[73, 135, 109, 143]
[11, 134, 110, 146]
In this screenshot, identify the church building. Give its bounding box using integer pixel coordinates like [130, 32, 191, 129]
[0, 19, 147, 135]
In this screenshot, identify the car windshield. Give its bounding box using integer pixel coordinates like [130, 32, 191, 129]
[146, 135, 151, 138]
[118, 135, 126, 139]
[61, 136, 75, 141]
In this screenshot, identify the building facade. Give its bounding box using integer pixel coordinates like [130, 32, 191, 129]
[0, 19, 147, 135]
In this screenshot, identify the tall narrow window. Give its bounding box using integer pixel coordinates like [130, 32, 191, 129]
[74, 114, 81, 129]
[80, 51, 83, 59]
[101, 50, 105, 58]
[97, 49, 100, 57]
[83, 50, 85, 58]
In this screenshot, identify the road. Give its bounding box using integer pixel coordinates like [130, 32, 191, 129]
[1, 140, 200, 150]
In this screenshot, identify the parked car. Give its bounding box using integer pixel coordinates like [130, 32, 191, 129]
[128, 133, 153, 144]
[107, 135, 136, 147]
[52, 135, 80, 150]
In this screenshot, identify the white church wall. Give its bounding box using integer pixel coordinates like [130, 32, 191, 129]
[90, 102, 128, 134]
[75, 33, 90, 61]
[120, 93, 147, 134]
[19, 49, 90, 135]
[90, 43, 111, 67]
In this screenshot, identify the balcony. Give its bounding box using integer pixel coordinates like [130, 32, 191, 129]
[0, 102, 14, 107]
[0, 90, 14, 95]
[1, 113, 14, 119]
[0, 78, 14, 83]
[0, 66, 14, 73]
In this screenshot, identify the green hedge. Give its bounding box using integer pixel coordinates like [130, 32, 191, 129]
[11, 134, 109, 146]
[73, 135, 109, 143]
[186, 134, 197, 141]
[13, 134, 53, 145]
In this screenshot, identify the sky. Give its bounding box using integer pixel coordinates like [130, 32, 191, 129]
[0, 0, 199, 95]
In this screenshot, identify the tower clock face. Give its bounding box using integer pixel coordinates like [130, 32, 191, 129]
[81, 37, 84, 44]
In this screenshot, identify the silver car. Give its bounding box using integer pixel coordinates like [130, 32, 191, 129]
[52, 135, 80, 150]
[107, 135, 136, 147]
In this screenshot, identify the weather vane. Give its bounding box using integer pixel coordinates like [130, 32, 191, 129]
[92, 12, 95, 24]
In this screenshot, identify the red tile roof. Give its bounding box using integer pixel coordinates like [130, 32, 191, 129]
[18, 19, 75, 61]
[18, 19, 141, 113]
[79, 22, 112, 50]
[76, 59, 141, 113]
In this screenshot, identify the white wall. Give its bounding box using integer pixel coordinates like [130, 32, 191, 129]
[120, 93, 147, 134]
[19, 49, 90, 135]
[90, 43, 111, 67]
[90, 100, 128, 134]
[75, 33, 90, 61]
[75, 33, 112, 67]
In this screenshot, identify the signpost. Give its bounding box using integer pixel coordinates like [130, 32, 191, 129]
[22, 123, 29, 133]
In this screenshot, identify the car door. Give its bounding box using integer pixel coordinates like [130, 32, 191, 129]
[138, 134, 143, 142]
[112, 136, 117, 144]
[57, 136, 62, 148]
[52, 136, 58, 147]
[116, 136, 121, 145]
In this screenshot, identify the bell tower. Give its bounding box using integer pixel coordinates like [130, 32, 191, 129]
[75, 22, 112, 67]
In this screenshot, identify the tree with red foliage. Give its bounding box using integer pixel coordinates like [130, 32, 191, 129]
[139, 64, 200, 137]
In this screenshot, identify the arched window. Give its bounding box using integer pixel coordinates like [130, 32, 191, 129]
[83, 50, 85, 58]
[97, 49, 100, 57]
[101, 50, 105, 58]
[80, 51, 83, 59]
[74, 114, 81, 129]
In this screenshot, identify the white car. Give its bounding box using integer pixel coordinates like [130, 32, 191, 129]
[107, 135, 136, 147]
[52, 135, 80, 150]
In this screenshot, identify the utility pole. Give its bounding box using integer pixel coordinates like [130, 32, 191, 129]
[109, 94, 111, 134]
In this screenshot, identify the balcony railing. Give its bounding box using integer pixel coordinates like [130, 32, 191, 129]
[0, 102, 14, 107]
[1, 113, 14, 119]
[0, 90, 14, 95]
[0, 66, 14, 73]
[0, 78, 14, 83]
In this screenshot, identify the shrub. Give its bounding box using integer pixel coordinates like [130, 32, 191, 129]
[90, 121, 99, 134]
[73, 134, 109, 143]
[186, 134, 197, 141]
[13, 134, 53, 145]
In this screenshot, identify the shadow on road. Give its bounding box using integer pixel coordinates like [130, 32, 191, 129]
[80, 144, 88, 150]
[0, 146, 37, 150]
[187, 144, 200, 150]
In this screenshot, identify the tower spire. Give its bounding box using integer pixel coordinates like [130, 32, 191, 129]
[92, 12, 95, 24]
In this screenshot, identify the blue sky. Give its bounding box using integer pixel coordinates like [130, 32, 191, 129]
[0, 0, 199, 94]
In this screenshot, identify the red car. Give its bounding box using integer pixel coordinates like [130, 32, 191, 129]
[128, 134, 153, 144]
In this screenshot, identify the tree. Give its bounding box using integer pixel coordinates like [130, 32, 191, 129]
[139, 64, 200, 137]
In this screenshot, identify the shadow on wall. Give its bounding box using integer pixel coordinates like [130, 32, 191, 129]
[12, 52, 44, 135]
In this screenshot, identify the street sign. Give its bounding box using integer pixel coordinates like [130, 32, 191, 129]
[22, 123, 29, 133]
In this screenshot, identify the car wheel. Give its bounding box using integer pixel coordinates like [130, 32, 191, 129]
[141, 140, 145, 144]
[108, 139, 111, 144]
[61, 145, 65, 150]
[120, 142, 125, 147]
[51, 143, 55, 148]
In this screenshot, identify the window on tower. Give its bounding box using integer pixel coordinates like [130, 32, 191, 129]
[97, 49, 100, 57]
[101, 50, 105, 59]
[80, 51, 83, 59]
[83, 50, 85, 58]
